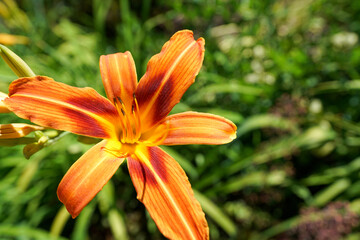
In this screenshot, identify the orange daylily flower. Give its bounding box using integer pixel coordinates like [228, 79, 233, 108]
[4, 30, 236, 240]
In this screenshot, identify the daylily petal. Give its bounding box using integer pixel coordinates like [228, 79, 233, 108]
[5, 76, 120, 139]
[0, 92, 10, 113]
[0, 123, 44, 139]
[100, 52, 138, 110]
[161, 111, 237, 145]
[128, 145, 209, 240]
[57, 140, 125, 218]
[136, 30, 205, 132]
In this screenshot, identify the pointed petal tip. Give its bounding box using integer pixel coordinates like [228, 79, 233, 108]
[136, 30, 206, 131]
[197, 37, 205, 49]
[160, 112, 237, 146]
[174, 29, 205, 45]
[230, 131, 237, 141]
[228, 121, 238, 143]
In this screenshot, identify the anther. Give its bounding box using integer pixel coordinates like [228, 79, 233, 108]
[132, 93, 142, 140]
[117, 96, 124, 105]
[113, 97, 127, 142]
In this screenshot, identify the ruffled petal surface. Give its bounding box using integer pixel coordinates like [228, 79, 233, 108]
[135, 30, 205, 132]
[57, 140, 124, 218]
[5, 76, 120, 139]
[161, 111, 237, 145]
[127, 145, 209, 240]
[100, 52, 138, 110]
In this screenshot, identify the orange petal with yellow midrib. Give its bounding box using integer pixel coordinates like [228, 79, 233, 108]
[135, 30, 205, 132]
[127, 145, 209, 240]
[57, 140, 124, 218]
[100, 52, 138, 111]
[5, 76, 119, 139]
[161, 111, 237, 145]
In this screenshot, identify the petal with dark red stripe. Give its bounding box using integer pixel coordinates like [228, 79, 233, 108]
[127, 145, 209, 240]
[100, 52, 138, 110]
[136, 30, 205, 132]
[57, 140, 125, 218]
[5, 76, 120, 139]
[160, 111, 237, 145]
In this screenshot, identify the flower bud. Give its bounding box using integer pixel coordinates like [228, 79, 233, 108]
[0, 44, 35, 77]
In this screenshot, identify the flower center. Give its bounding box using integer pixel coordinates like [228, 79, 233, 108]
[113, 94, 141, 144]
[102, 140, 137, 158]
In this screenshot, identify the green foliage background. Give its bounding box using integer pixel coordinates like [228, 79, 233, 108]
[1, 0, 360, 239]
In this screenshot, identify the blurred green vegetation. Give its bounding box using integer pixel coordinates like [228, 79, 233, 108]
[1, 0, 360, 239]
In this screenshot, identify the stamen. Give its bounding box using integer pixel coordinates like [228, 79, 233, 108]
[101, 146, 128, 158]
[113, 95, 141, 144]
[116, 97, 134, 143]
[113, 97, 127, 142]
[118, 96, 125, 105]
[132, 93, 142, 140]
[142, 121, 169, 146]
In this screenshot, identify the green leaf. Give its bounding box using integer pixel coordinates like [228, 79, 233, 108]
[71, 202, 95, 240]
[108, 209, 129, 240]
[194, 190, 237, 237]
[0, 225, 68, 240]
[237, 114, 300, 136]
[312, 178, 351, 207]
[50, 206, 71, 237]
